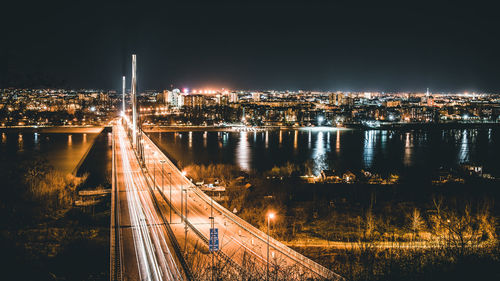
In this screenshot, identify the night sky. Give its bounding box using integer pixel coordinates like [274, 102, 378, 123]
[2, 1, 499, 92]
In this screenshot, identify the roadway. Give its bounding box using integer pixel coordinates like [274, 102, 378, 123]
[113, 122, 187, 281]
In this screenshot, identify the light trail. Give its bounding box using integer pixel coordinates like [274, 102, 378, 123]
[117, 124, 183, 281]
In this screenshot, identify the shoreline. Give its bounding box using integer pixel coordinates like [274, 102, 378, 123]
[2, 122, 499, 133]
[0, 126, 105, 133]
[144, 122, 500, 132]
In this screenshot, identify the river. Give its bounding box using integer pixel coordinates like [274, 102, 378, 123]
[149, 127, 500, 181]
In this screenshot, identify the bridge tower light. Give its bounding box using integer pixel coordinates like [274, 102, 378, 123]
[122, 76, 126, 115]
[131, 54, 137, 148]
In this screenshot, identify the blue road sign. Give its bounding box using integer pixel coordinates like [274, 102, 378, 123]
[209, 228, 219, 252]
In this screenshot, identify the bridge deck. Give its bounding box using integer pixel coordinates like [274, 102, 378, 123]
[111, 123, 189, 281]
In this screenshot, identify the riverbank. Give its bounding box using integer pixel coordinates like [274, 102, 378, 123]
[0, 126, 105, 133]
[346, 122, 500, 130]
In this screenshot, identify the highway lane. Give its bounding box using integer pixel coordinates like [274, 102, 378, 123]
[115, 123, 186, 281]
[137, 124, 342, 280]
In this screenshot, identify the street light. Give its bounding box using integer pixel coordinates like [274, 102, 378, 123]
[144, 144, 150, 167]
[153, 152, 158, 187]
[182, 187, 189, 253]
[181, 186, 187, 224]
[168, 172, 172, 223]
[267, 212, 275, 281]
[160, 159, 166, 192]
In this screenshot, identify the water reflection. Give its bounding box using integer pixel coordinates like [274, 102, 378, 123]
[203, 131, 207, 148]
[459, 130, 469, 163]
[18, 133, 24, 151]
[68, 134, 73, 146]
[308, 130, 312, 149]
[403, 132, 412, 166]
[294, 130, 298, 149]
[189, 131, 193, 149]
[265, 131, 269, 148]
[222, 132, 228, 147]
[335, 131, 340, 153]
[312, 131, 328, 175]
[363, 130, 376, 168]
[1, 132, 6, 144]
[236, 131, 251, 171]
[34, 133, 40, 151]
[83, 133, 87, 144]
[381, 131, 387, 151]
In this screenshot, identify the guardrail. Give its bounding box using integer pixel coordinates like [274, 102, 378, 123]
[141, 131, 344, 280]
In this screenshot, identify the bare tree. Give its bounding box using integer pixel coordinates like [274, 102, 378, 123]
[408, 208, 424, 241]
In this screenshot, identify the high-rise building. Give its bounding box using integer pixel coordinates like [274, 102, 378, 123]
[329, 92, 344, 106]
[229, 92, 238, 103]
[252, 92, 260, 101]
[184, 94, 205, 108]
[167, 89, 183, 108]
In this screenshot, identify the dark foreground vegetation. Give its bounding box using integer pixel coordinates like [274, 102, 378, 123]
[0, 156, 109, 281]
[183, 162, 500, 281]
[298, 243, 500, 281]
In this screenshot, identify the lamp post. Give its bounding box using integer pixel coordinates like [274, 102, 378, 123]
[168, 172, 172, 222]
[181, 186, 185, 224]
[267, 212, 275, 281]
[144, 144, 150, 168]
[183, 187, 189, 253]
[153, 152, 158, 188]
[160, 160, 166, 192]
